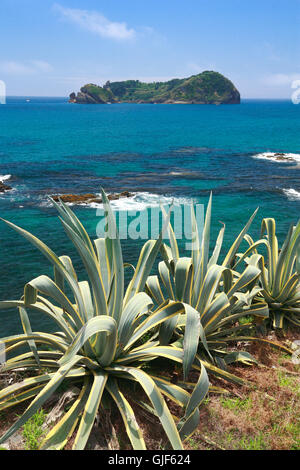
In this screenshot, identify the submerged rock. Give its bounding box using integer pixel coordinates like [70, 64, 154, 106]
[51, 191, 132, 205]
[268, 153, 294, 162]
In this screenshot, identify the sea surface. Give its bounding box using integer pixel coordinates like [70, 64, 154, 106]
[0, 97, 300, 335]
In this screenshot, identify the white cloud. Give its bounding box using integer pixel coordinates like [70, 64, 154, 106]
[30, 60, 53, 72]
[54, 3, 136, 40]
[0, 60, 53, 75]
[263, 73, 300, 86]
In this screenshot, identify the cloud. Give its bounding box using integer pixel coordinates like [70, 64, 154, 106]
[0, 60, 53, 75]
[263, 73, 300, 86]
[53, 3, 136, 40]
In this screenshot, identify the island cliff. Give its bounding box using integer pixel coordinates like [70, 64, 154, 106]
[69, 71, 240, 105]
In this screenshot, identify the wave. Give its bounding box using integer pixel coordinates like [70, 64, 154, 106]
[253, 152, 300, 164]
[282, 188, 300, 201]
[0, 174, 11, 183]
[54, 192, 193, 211]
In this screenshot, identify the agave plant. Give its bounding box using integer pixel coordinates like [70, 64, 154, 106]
[146, 195, 270, 384]
[0, 191, 209, 450]
[234, 217, 300, 329]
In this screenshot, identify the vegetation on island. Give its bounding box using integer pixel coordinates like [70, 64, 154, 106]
[0, 190, 299, 450]
[69, 71, 240, 105]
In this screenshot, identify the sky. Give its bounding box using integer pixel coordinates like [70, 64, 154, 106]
[0, 0, 299, 98]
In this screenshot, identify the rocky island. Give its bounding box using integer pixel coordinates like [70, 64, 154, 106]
[69, 71, 240, 105]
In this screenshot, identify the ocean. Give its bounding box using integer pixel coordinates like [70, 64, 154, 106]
[0, 97, 299, 335]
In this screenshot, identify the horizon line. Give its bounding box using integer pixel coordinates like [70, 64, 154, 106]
[4, 96, 294, 101]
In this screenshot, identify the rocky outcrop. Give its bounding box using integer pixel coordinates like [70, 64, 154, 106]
[69, 71, 240, 105]
[0, 182, 12, 193]
[51, 191, 132, 205]
[265, 153, 294, 162]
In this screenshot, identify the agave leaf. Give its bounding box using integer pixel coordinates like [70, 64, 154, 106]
[192, 193, 212, 301]
[117, 292, 153, 352]
[100, 189, 124, 325]
[151, 375, 190, 407]
[40, 378, 91, 450]
[116, 345, 184, 365]
[58, 217, 108, 317]
[18, 306, 40, 368]
[72, 371, 108, 450]
[182, 303, 211, 379]
[178, 408, 200, 441]
[124, 207, 172, 305]
[146, 275, 166, 306]
[24, 275, 83, 326]
[224, 351, 258, 366]
[50, 196, 97, 258]
[94, 238, 111, 297]
[208, 222, 225, 268]
[184, 361, 209, 420]
[158, 261, 176, 300]
[226, 265, 261, 298]
[106, 366, 183, 450]
[174, 258, 193, 304]
[106, 378, 146, 450]
[161, 204, 179, 262]
[0, 217, 87, 328]
[59, 316, 117, 367]
[0, 355, 82, 445]
[0, 300, 75, 341]
[222, 208, 258, 268]
[123, 302, 184, 351]
[0, 384, 45, 411]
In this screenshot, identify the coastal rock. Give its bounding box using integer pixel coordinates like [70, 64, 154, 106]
[266, 153, 294, 162]
[0, 182, 12, 193]
[273, 153, 293, 161]
[51, 191, 132, 205]
[69, 71, 240, 105]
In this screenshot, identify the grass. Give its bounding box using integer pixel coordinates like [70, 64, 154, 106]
[277, 370, 300, 394]
[220, 396, 253, 413]
[22, 409, 46, 450]
[185, 334, 300, 451]
[226, 432, 267, 450]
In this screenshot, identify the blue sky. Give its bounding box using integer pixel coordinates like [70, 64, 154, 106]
[0, 0, 299, 98]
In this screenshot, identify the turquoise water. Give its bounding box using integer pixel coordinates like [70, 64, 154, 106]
[0, 97, 300, 335]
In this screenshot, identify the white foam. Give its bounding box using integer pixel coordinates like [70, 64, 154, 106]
[0, 174, 11, 183]
[84, 192, 193, 211]
[39, 192, 193, 210]
[283, 188, 300, 200]
[253, 152, 300, 163]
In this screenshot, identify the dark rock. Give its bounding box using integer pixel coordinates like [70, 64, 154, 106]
[0, 182, 12, 193]
[51, 191, 133, 205]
